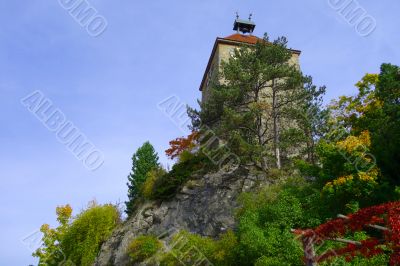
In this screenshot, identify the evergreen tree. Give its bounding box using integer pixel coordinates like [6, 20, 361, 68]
[290, 76, 328, 164]
[189, 34, 324, 170]
[372, 64, 400, 184]
[125, 141, 159, 216]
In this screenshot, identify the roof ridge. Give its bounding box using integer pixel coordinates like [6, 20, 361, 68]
[222, 33, 263, 45]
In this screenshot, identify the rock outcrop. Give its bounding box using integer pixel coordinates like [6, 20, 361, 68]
[95, 167, 268, 266]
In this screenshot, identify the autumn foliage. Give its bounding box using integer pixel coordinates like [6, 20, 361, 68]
[165, 131, 199, 160]
[293, 201, 400, 265]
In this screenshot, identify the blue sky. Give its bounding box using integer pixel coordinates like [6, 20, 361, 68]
[0, 1, 398, 265]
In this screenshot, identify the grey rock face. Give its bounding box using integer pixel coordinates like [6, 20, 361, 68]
[95, 167, 267, 266]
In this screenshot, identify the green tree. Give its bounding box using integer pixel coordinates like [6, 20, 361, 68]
[370, 64, 399, 185]
[126, 141, 159, 216]
[33, 202, 120, 266]
[290, 76, 328, 164]
[61, 202, 120, 266]
[235, 179, 318, 266]
[189, 34, 324, 171]
[328, 63, 400, 187]
[33, 205, 72, 265]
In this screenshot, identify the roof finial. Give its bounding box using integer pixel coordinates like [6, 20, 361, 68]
[249, 13, 253, 21]
[236, 11, 239, 20]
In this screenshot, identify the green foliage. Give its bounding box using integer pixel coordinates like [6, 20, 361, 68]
[33, 202, 121, 266]
[327, 64, 400, 189]
[189, 34, 327, 171]
[237, 218, 303, 266]
[368, 64, 400, 185]
[309, 64, 400, 214]
[127, 235, 162, 263]
[254, 255, 292, 266]
[33, 205, 73, 266]
[265, 168, 286, 180]
[321, 254, 390, 266]
[160, 230, 238, 266]
[236, 178, 323, 265]
[158, 168, 394, 265]
[61, 202, 121, 266]
[238, 177, 323, 227]
[129, 149, 214, 201]
[178, 150, 195, 163]
[141, 167, 167, 200]
[295, 159, 321, 178]
[303, 137, 381, 216]
[283, 75, 329, 164]
[315, 139, 349, 184]
[126, 141, 160, 216]
[152, 153, 213, 199]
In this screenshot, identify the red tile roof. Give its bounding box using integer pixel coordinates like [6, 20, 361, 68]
[222, 33, 263, 44]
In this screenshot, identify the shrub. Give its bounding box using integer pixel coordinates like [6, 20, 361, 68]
[141, 167, 167, 200]
[34, 202, 121, 266]
[165, 132, 199, 160]
[152, 153, 213, 199]
[267, 167, 287, 180]
[255, 256, 292, 266]
[33, 205, 73, 265]
[127, 235, 162, 263]
[237, 212, 303, 266]
[320, 253, 390, 266]
[178, 150, 195, 163]
[160, 230, 237, 266]
[235, 179, 325, 265]
[61, 202, 121, 266]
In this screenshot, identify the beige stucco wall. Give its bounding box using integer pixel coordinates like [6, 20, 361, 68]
[201, 45, 220, 103]
[201, 42, 301, 104]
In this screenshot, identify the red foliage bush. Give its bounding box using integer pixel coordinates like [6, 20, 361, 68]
[293, 201, 400, 265]
[165, 132, 199, 160]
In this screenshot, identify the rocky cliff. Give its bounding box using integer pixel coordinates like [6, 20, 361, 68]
[95, 167, 269, 266]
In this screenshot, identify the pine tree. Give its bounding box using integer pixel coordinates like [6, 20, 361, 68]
[290, 76, 328, 164]
[125, 141, 159, 216]
[190, 34, 321, 170]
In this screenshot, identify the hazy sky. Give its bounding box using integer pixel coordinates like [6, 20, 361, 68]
[0, 1, 398, 265]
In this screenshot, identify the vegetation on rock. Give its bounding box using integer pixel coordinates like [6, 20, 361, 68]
[151, 153, 214, 199]
[127, 235, 162, 263]
[160, 230, 238, 266]
[33, 202, 120, 266]
[125, 141, 160, 216]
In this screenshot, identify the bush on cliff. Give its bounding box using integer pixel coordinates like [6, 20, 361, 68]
[61, 202, 121, 266]
[33, 202, 121, 266]
[160, 230, 238, 266]
[141, 167, 167, 200]
[152, 153, 213, 199]
[127, 235, 162, 263]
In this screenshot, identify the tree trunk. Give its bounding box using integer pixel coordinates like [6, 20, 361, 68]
[309, 134, 315, 165]
[302, 236, 317, 266]
[305, 127, 312, 163]
[261, 154, 268, 172]
[272, 80, 281, 169]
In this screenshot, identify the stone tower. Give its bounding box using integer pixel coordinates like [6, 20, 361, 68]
[199, 16, 301, 104]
